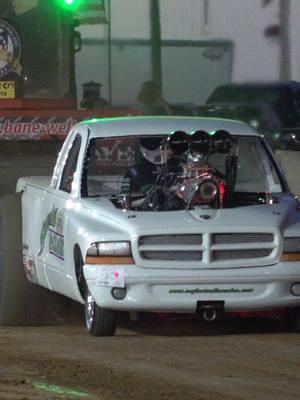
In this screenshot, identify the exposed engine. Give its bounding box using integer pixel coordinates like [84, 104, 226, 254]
[119, 129, 238, 211]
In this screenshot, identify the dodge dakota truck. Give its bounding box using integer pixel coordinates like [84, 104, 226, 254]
[5, 116, 300, 336]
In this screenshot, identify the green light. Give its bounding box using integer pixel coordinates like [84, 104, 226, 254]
[33, 382, 90, 398]
[272, 132, 281, 140]
[257, 196, 265, 203]
[85, 118, 101, 124]
[59, 0, 78, 8]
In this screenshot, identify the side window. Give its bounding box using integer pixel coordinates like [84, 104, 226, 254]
[59, 134, 82, 193]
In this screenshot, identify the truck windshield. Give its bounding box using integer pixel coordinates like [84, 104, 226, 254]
[1, 0, 72, 99]
[81, 135, 283, 209]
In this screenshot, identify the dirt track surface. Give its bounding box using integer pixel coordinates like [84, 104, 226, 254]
[0, 317, 299, 400]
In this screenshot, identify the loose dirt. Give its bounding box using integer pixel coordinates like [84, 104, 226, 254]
[0, 316, 299, 400]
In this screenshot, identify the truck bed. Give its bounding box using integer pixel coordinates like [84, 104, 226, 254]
[17, 176, 52, 192]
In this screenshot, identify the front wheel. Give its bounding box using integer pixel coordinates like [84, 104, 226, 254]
[84, 285, 117, 336]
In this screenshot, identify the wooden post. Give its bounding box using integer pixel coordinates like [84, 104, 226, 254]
[279, 0, 291, 80]
[150, 0, 162, 88]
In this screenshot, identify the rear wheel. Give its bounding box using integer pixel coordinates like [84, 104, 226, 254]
[0, 193, 68, 325]
[84, 285, 118, 336]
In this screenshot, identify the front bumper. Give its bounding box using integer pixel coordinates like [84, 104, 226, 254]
[83, 262, 300, 313]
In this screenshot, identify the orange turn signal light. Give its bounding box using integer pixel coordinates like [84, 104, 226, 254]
[85, 256, 134, 265]
[280, 253, 300, 262]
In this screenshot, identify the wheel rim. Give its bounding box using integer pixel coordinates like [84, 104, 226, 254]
[85, 287, 95, 331]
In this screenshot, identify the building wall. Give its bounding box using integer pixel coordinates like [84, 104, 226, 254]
[160, 0, 205, 40]
[76, 0, 300, 105]
[160, 0, 299, 83]
[207, 0, 280, 82]
[290, 0, 300, 80]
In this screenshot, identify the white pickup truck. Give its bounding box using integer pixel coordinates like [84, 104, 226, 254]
[1, 116, 300, 336]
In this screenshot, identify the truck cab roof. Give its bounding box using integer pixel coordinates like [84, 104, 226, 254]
[79, 116, 259, 139]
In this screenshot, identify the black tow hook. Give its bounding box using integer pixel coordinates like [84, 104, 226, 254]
[196, 301, 225, 321]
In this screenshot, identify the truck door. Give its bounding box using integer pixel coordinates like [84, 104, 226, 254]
[37, 128, 88, 299]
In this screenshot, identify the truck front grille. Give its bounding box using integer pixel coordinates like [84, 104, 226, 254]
[139, 235, 202, 246]
[139, 234, 203, 261]
[141, 250, 202, 261]
[138, 232, 276, 266]
[212, 248, 272, 261]
[212, 233, 274, 244]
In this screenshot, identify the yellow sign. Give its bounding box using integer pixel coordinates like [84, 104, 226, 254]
[0, 81, 15, 99]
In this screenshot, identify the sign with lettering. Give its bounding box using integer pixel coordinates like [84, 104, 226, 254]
[0, 80, 15, 98]
[0, 116, 78, 139]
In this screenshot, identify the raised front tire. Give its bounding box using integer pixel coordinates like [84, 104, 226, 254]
[84, 285, 117, 336]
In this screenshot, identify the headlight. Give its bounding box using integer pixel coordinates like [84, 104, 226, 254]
[86, 241, 134, 265]
[280, 237, 300, 262]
